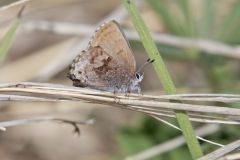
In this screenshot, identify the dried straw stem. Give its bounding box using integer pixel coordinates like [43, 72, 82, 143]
[0, 82, 240, 125]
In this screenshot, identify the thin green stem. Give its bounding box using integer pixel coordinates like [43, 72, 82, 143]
[0, 6, 24, 62]
[0, 20, 19, 62]
[123, 0, 203, 159]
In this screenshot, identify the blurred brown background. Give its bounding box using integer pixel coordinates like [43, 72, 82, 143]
[0, 1, 161, 160]
[1, 0, 240, 160]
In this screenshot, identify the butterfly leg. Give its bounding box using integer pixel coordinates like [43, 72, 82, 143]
[125, 89, 130, 98]
[137, 87, 143, 96]
[113, 87, 120, 104]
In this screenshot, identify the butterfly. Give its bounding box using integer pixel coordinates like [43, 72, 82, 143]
[68, 20, 153, 93]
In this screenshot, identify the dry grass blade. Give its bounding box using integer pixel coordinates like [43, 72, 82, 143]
[198, 139, 240, 160]
[22, 21, 240, 60]
[0, 117, 94, 128]
[0, 117, 94, 135]
[125, 124, 220, 160]
[140, 94, 240, 103]
[0, 0, 30, 12]
[0, 94, 57, 101]
[0, 82, 240, 124]
[0, 38, 78, 82]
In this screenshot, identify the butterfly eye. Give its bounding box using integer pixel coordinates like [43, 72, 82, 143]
[135, 73, 140, 79]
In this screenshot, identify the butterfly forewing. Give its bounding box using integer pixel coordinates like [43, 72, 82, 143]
[89, 20, 136, 74]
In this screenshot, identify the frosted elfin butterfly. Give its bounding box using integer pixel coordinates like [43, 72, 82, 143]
[68, 20, 153, 93]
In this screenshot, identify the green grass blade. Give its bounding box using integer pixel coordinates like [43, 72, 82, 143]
[0, 6, 24, 62]
[124, 0, 176, 94]
[123, 0, 203, 159]
[146, 0, 184, 36]
[177, 0, 190, 18]
[177, 0, 197, 37]
[198, 0, 215, 38]
[215, 1, 240, 42]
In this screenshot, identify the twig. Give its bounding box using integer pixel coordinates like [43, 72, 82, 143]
[1, 92, 239, 124]
[0, 82, 240, 123]
[0, 116, 94, 135]
[21, 20, 240, 60]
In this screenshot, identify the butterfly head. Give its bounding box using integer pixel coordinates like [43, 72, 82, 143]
[135, 72, 144, 82]
[127, 72, 143, 94]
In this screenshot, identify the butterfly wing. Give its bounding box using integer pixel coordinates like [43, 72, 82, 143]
[69, 46, 131, 91]
[89, 20, 136, 74]
[69, 20, 138, 92]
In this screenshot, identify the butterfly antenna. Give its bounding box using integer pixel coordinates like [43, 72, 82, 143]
[136, 58, 154, 73]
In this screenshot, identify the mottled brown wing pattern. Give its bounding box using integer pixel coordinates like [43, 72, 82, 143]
[69, 46, 112, 88]
[89, 20, 136, 74]
[69, 20, 141, 93]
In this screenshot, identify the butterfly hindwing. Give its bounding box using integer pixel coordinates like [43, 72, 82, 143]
[69, 46, 121, 90]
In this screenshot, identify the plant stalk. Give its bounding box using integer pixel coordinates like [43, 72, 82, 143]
[123, 0, 203, 158]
